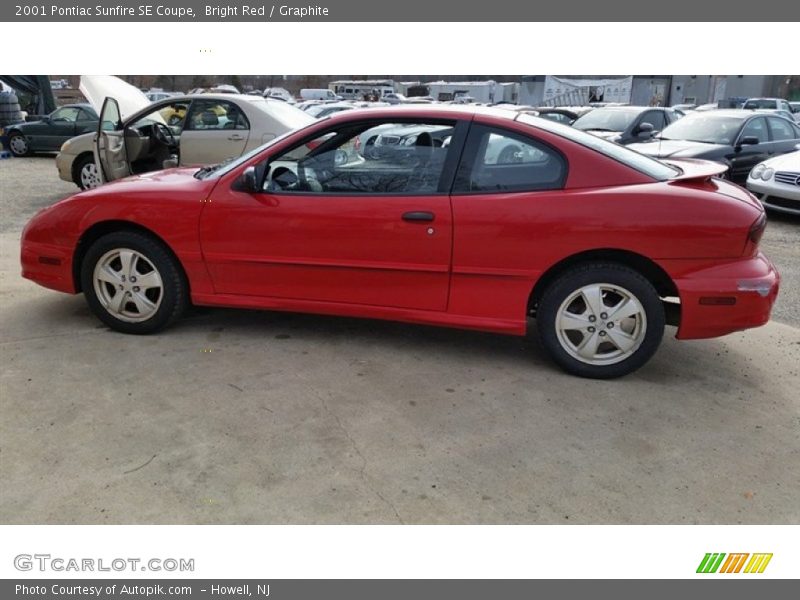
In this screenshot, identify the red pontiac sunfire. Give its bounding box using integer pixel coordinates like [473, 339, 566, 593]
[21, 103, 780, 378]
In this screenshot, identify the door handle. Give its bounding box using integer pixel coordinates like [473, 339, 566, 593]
[227, 134, 245, 141]
[402, 211, 435, 222]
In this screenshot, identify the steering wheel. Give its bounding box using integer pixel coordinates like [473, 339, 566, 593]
[152, 122, 177, 147]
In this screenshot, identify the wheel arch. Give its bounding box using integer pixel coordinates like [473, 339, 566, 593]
[72, 220, 189, 294]
[527, 248, 680, 322]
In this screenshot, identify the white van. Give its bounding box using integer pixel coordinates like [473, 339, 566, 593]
[300, 88, 341, 102]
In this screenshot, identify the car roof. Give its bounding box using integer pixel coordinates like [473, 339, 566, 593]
[321, 104, 518, 123]
[685, 109, 753, 120]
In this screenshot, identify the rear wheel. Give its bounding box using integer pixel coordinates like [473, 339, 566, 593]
[537, 263, 665, 379]
[81, 231, 187, 334]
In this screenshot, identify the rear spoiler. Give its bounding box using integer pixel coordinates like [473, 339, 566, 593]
[665, 158, 729, 183]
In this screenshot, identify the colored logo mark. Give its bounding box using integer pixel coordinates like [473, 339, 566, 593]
[696, 553, 773, 574]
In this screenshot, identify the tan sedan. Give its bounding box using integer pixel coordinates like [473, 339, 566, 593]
[57, 93, 315, 189]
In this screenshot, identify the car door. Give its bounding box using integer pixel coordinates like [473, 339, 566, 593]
[199, 118, 466, 311]
[94, 97, 129, 183]
[766, 116, 800, 156]
[74, 107, 98, 136]
[38, 106, 80, 151]
[179, 99, 250, 166]
[729, 117, 770, 183]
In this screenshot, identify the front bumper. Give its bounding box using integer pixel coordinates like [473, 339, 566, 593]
[673, 252, 780, 339]
[20, 238, 76, 294]
[55, 152, 75, 184]
[747, 177, 800, 216]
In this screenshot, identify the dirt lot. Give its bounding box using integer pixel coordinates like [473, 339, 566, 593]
[1, 156, 799, 525]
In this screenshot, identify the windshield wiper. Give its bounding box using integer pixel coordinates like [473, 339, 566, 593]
[194, 157, 237, 179]
[194, 163, 222, 179]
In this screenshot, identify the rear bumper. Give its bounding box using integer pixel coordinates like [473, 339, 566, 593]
[20, 238, 76, 294]
[674, 252, 780, 339]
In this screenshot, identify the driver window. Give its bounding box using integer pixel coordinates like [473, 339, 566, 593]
[156, 102, 191, 132]
[740, 118, 768, 143]
[264, 121, 455, 195]
[51, 107, 80, 122]
[131, 102, 190, 134]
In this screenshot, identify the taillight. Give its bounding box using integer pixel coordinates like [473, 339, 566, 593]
[748, 213, 767, 246]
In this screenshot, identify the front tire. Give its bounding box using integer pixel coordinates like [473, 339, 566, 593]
[73, 153, 101, 190]
[81, 231, 187, 334]
[537, 262, 665, 379]
[8, 132, 30, 157]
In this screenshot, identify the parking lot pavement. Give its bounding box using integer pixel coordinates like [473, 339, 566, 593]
[1, 157, 799, 524]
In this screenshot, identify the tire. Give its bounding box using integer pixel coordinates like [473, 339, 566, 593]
[537, 262, 665, 379]
[81, 231, 188, 334]
[8, 132, 30, 157]
[73, 153, 101, 190]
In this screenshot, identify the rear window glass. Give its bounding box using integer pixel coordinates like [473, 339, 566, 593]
[518, 113, 678, 180]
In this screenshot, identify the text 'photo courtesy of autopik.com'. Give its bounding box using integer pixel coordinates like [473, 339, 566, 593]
[1, 0, 799, 594]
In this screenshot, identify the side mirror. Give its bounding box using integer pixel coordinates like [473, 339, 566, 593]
[738, 136, 759, 147]
[635, 122, 655, 138]
[235, 166, 259, 192]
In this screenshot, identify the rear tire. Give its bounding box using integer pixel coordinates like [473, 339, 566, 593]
[537, 262, 665, 379]
[81, 231, 187, 334]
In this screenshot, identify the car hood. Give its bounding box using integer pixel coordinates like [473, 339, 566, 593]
[579, 129, 622, 139]
[80, 75, 151, 120]
[628, 138, 727, 158]
[756, 149, 800, 170]
[77, 167, 217, 198]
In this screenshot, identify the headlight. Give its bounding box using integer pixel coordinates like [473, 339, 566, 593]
[760, 167, 774, 181]
[59, 139, 71, 153]
[750, 164, 765, 179]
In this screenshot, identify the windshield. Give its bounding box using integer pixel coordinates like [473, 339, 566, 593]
[658, 114, 743, 145]
[199, 119, 321, 179]
[743, 99, 777, 110]
[573, 108, 640, 132]
[517, 113, 678, 180]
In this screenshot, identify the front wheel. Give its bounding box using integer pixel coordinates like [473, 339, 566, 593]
[73, 154, 102, 190]
[81, 231, 188, 334]
[8, 132, 30, 157]
[537, 263, 665, 379]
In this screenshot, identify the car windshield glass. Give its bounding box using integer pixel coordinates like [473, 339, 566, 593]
[517, 113, 678, 180]
[743, 99, 777, 109]
[658, 115, 742, 144]
[573, 108, 640, 132]
[199, 119, 321, 179]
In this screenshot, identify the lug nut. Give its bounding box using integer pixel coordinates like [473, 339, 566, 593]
[599, 331, 607, 337]
[133, 286, 140, 292]
[600, 312, 608, 319]
[607, 322, 614, 329]
[130, 276, 137, 283]
[588, 315, 596, 322]
[588, 326, 595, 333]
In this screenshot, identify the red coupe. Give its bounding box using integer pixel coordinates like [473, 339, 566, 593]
[21, 103, 780, 378]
